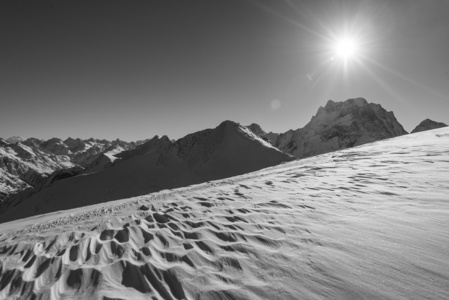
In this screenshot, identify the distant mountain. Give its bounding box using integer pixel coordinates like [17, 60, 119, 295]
[0, 137, 139, 202]
[273, 98, 407, 158]
[0, 121, 293, 222]
[5, 136, 24, 144]
[411, 119, 447, 134]
[37, 137, 138, 167]
[0, 141, 75, 201]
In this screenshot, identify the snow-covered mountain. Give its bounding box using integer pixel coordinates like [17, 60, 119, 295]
[1, 98, 410, 203]
[273, 98, 407, 158]
[0, 141, 75, 201]
[0, 137, 139, 201]
[411, 118, 447, 133]
[0, 127, 447, 300]
[38, 137, 138, 167]
[0, 121, 293, 222]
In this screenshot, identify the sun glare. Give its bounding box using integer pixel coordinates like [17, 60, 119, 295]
[333, 37, 358, 59]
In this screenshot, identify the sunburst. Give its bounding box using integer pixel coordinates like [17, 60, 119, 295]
[333, 37, 359, 60]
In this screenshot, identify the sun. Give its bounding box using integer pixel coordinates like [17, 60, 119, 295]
[333, 37, 359, 60]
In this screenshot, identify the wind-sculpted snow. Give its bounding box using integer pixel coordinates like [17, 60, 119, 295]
[0, 127, 448, 299]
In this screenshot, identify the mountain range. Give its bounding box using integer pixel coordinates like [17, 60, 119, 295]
[0, 137, 146, 202]
[0, 121, 292, 222]
[0, 98, 445, 222]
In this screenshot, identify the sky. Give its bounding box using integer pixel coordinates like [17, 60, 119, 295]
[1, 0, 448, 141]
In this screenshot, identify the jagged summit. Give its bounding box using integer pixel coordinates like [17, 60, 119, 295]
[411, 118, 447, 133]
[64, 137, 87, 152]
[22, 137, 44, 148]
[274, 98, 407, 158]
[309, 97, 406, 135]
[315, 98, 368, 117]
[321, 97, 368, 110]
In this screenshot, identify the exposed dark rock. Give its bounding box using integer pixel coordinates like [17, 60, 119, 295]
[411, 119, 447, 133]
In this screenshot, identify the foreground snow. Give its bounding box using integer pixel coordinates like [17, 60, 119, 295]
[0, 127, 448, 300]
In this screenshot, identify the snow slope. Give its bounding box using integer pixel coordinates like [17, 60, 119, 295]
[0, 127, 448, 300]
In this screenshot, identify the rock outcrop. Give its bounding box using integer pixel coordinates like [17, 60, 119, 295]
[411, 119, 447, 134]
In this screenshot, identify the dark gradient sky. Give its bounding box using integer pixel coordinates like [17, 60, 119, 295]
[1, 0, 448, 141]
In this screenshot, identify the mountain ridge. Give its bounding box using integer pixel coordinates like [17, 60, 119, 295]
[1, 98, 438, 212]
[0, 120, 293, 222]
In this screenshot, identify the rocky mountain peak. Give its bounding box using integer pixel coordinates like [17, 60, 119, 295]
[316, 98, 368, 115]
[275, 98, 407, 158]
[22, 138, 44, 148]
[411, 119, 447, 133]
[64, 137, 86, 152]
[41, 137, 70, 155]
